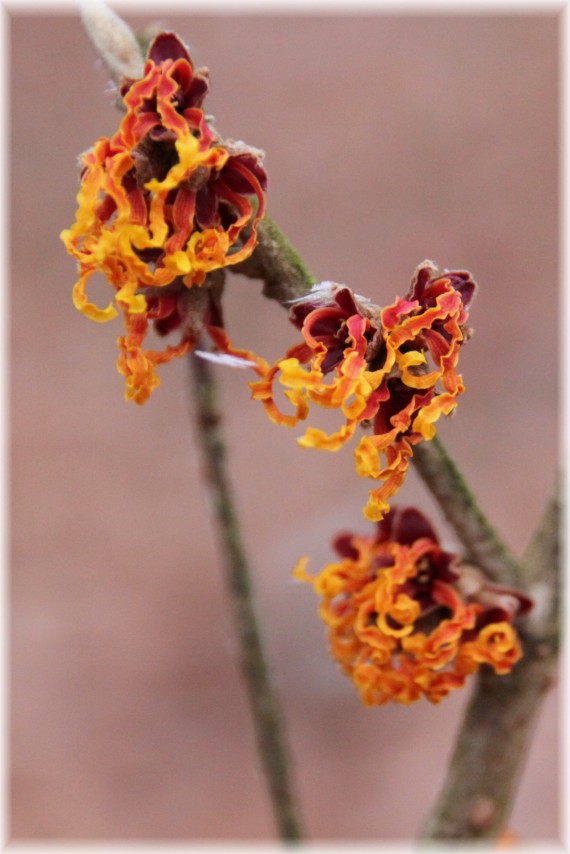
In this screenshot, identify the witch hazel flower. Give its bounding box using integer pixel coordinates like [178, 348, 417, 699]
[242, 261, 476, 520]
[61, 31, 267, 404]
[356, 261, 476, 519]
[295, 507, 531, 706]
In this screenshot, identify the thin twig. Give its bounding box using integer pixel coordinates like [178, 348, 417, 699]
[189, 349, 304, 842]
[412, 436, 521, 587]
[77, 4, 304, 838]
[420, 479, 560, 841]
[236, 215, 317, 304]
[521, 475, 561, 595]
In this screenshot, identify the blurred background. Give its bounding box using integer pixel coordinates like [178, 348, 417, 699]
[10, 7, 559, 842]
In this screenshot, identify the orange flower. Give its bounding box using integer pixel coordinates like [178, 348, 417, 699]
[295, 507, 530, 705]
[248, 262, 476, 520]
[61, 32, 267, 403]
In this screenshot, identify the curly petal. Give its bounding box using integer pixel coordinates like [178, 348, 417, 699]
[295, 509, 524, 706]
[62, 31, 267, 403]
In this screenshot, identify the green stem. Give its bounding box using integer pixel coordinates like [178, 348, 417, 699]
[189, 350, 304, 842]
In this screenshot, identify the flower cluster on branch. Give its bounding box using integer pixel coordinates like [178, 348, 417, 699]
[61, 32, 266, 403]
[221, 262, 475, 521]
[63, 25, 533, 708]
[199, 266, 476, 545]
[296, 507, 530, 705]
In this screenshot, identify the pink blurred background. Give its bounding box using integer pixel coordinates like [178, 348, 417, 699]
[10, 7, 560, 842]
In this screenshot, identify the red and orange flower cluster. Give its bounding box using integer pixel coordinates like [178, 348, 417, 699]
[63, 28, 528, 706]
[61, 32, 266, 403]
[245, 262, 476, 521]
[296, 507, 530, 705]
